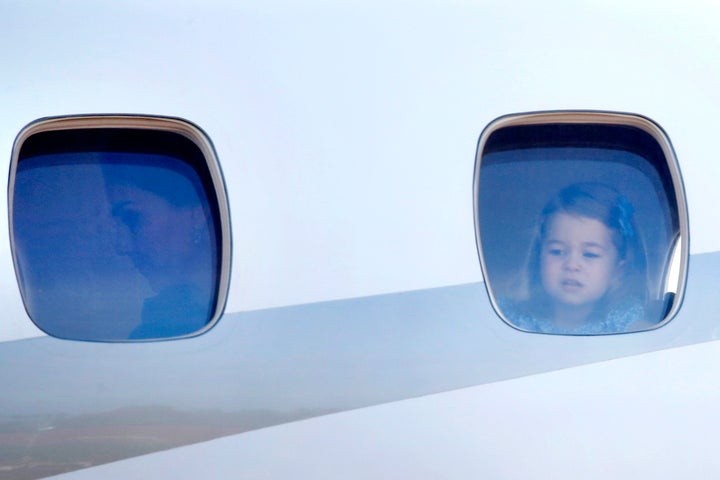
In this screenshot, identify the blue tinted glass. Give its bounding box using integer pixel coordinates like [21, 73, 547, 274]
[478, 147, 678, 335]
[12, 151, 219, 341]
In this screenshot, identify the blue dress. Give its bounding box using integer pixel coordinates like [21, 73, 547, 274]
[497, 297, 645, 334]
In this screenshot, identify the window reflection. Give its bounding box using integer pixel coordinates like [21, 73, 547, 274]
[103, 158, 217, 339]
[12, 151, 219, 341]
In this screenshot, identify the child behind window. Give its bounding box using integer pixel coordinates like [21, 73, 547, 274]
[500, 182, 648, 334]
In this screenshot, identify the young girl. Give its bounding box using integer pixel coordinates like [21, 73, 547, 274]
[500, 182, 649, 334]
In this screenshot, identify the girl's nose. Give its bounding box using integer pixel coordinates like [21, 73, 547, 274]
[563, 252, 581, 271]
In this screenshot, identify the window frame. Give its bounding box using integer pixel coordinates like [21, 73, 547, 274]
[473, 110, 689, 334]
[8, 114, 232, 341]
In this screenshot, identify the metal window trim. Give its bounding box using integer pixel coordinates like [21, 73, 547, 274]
[473, 110, 689, 334]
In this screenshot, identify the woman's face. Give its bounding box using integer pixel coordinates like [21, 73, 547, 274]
[108, 183, 207, 292]
[540, 213, 620, 311]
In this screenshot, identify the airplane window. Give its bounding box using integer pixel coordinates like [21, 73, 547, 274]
[474, 112, 688, 335]
[9, 117, 230, 341]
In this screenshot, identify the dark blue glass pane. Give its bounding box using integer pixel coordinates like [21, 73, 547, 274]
[13, 151, 219, 340]
[479, 147, 677, 335]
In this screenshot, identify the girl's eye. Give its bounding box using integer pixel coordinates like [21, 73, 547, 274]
[583, 251, 601, 259]
[548, 248, 565, 257]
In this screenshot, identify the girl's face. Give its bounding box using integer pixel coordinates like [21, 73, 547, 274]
[540, 213, 621, 312]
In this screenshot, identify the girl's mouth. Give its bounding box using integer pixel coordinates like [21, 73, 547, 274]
[561, 279, 583, 289]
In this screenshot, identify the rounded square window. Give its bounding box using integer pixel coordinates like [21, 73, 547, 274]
[9, 115, 231, 341]
[474, 111, 688, 335]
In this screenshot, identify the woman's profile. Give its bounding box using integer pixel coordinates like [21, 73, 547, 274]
[103, 157, 218, 339]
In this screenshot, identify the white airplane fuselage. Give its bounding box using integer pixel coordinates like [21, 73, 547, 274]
[1, 1, 719, 478]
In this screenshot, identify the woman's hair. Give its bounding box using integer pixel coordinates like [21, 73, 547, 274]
[100, 152, 206, 208]
[521, 182, 648, 319]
